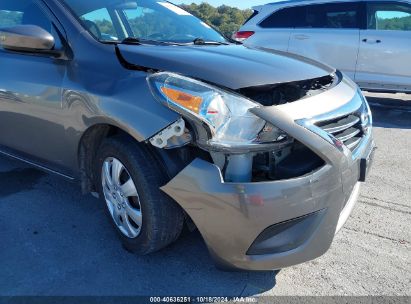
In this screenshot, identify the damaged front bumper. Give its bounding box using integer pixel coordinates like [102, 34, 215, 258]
[161, 79, 375, 271]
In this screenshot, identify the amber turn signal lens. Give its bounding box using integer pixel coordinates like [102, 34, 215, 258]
[161, 87, 203, 114]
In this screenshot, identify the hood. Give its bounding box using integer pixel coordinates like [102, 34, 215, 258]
[117, 44, 335, 90]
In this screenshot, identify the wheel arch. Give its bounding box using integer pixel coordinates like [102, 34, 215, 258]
[77, 121, 182, 195]
[78, 123, 138, 194]
[78, 122, 199, 234]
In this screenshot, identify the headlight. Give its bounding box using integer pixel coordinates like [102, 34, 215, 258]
[148, 72, 285, 151]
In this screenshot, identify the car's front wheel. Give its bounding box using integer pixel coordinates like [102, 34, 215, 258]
[95, 135, 184, 254]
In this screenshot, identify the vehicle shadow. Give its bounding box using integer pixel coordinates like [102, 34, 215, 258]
[369, 101, 411, 130]
[0, 156, 277, 297]
[0, 168, 46, 199]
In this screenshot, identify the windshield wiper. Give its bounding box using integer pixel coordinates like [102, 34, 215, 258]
[120, 37, 179, 46]
[119, 37, 229, 46]
[192, 38, 230, 46]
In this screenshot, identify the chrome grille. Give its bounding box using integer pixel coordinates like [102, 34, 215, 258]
[315, 112, 364, 152]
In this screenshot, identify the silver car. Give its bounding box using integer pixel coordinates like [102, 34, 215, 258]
[0, 0, 375, 270]
[236, 0, 411, 93]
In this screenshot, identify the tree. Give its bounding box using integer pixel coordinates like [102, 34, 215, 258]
[377, 16, 411, 31]
[180, 2, 253, 37]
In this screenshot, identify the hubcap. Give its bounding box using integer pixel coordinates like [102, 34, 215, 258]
[102, 157, 142, 238]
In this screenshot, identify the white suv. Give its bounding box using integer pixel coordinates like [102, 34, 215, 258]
[236, 0, 411, 93]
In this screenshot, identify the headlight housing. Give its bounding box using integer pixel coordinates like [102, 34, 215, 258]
[148, 72, 286, 151]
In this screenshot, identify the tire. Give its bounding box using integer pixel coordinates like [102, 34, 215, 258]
[95, 135, 184, 255]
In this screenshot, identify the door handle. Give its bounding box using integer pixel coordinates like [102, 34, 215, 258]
[294, 34, 310, 40]
[362, 38, 382, 43]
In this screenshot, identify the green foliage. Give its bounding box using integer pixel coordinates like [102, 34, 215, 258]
[94, 19, 117, 36]
[180, 2, 253, 37]
[377, 16, 411, 31]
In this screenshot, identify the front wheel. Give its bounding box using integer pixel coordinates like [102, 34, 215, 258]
[95, 136, 184, 255]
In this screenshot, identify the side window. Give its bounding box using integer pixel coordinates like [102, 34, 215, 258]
[0, 0, 52, 32]
[367, 2, 411, 31]
[260, 3, 361, 29]
[259, 7, 304, 28]
[303, 3, 361, 28]
[80, 8, 118, 41]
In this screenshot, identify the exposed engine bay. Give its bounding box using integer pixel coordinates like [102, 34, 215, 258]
[148, 76, 334, 183]
[238, 74, 337, 106]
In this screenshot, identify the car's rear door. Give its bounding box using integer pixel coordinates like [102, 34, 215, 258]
[0, 0, 70, 174]
[288, 2, 362, 80]
[356, 1, 411, 91]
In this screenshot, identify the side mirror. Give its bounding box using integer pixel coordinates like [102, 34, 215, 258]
[0, 25, 55, 52]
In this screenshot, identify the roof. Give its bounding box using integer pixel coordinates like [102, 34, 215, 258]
[263, 0, 409, 6]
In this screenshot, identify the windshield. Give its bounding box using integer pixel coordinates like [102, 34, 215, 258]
[60, 0, 227, 44]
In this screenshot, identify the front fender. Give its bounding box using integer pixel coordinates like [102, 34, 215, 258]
[66, 79, 180, 142]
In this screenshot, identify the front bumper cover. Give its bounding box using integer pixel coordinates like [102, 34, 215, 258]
[161, 83, 375, 271]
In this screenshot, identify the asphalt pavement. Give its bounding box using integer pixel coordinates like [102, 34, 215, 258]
[0, 93, 410, 297]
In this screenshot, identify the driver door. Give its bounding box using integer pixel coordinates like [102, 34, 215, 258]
[0, 0, 70, 174]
